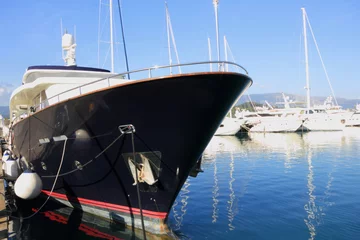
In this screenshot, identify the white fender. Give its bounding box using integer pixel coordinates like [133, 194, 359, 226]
[14, 170, 43, 200]
[4, 159, 20, 181]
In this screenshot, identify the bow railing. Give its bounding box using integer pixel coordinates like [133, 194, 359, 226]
[30, 61, 248, 113]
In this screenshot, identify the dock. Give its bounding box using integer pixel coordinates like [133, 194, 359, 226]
[0, 147, 8, 239]
[0, 145, 15, 240]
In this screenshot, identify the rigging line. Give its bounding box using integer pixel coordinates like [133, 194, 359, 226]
[131, 131, 147, 240]
[113, 14, 120, 73]
[134, 132, 177, 175]
[28, 130, 115, 152]
[11, 139, 68, 220]
[165, 2, 172, 74]
[117, 0, 130, 79]
[97, 0, 101, 68]
[226, 39, 236, 62]
[102, 45, 111, 68]
[98, 1, 111, 68]
[305, 13, 338, 106]
[166, 4, 181, 74]
[299, 30, 303, 91]
[52, 137, 126, 189]
[30, 114, 60, 135]
[42, 132, 124, 178]
[247, 94, 257, 113]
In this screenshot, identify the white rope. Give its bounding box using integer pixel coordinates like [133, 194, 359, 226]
[10, 139, 68, 220]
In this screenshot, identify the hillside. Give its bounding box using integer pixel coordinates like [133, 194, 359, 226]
[0, 106, 9, 118]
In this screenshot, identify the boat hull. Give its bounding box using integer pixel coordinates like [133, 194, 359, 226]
[11, 72, 251, 234]
[249, 117, 303, 133]
[214, 117, 242, 136]
[301, 114, 346, 131]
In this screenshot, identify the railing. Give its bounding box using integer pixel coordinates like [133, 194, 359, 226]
[29, 61, 248, 114]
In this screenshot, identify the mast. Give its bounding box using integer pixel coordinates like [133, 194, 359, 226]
[302, 8, 311, 110]
[208, 37, 212, 72]
[213, 0, 220, 71]
[117, 0, 130, 79]
[224, 35, 228, 72]
[165, 2, 181, 74]
[109, 0, 115, 73]
[165, 2, 172, 74]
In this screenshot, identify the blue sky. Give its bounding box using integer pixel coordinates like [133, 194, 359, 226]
[0, 0, 359, 106]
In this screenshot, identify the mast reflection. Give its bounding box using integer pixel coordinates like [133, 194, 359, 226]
[227, 152, 236, 230]
[172, 178, 190, 231]
[212, 157, 219, 223]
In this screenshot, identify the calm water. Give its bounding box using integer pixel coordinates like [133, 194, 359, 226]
[10, 129, 360, 239]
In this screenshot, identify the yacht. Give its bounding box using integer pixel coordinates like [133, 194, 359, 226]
[214, 117, 243, 136]
[8, 29, 252, 235]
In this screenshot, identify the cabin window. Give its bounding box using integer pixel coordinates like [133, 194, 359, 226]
[33, 93, 40, 110]
[40, 90, 49, 109]
[34, 90, 49, 111]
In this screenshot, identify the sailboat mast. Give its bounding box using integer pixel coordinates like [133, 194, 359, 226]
[224, 35, 228, 71]
[302, 8, 311, 110]
[208, 37, 212, 72]
[166, 2, 172, 74]
[109, 0, 115, 73]
[213, 0, 220, 71]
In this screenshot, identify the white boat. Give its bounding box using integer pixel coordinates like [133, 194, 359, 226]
[249, 114, 302, 133]
[299, 8, 346, 131]
[346, 104, 360, 127]
[214, 117, 242, 136]
[300, 109, 346, 131]
[235, 107, 302, 133]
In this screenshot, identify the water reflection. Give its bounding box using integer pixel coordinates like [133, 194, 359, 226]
[212, 157, 219, 223]
[304, 147, 317, 240]
[202, 130, 360, 238]
[227, 153, 236, 231]
[172, 178, 190, 231]
[13, 129, 360, 239]
[13, 198, 174, 240]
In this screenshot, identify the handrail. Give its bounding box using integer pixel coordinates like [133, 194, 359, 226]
[25, 61, 248, 115]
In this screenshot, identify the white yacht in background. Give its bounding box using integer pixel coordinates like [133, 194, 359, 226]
[298, 8, 347, 131]
[235, 106, 303, 133]
[299, 109, 346, 131]
[249, 114, 303, 132]
[214, 117, 242, 136]
[346, 104, 360, 127]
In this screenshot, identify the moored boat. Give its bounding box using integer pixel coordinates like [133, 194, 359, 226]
[8, 32, 252, 234]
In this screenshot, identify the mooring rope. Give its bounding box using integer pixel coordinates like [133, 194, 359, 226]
[8, 138, 68, 220]
[41, 132, 125, 178]
[131, 131, 147, 240]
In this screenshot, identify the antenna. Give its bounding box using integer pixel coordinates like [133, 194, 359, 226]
[74, 25, 76, 42]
